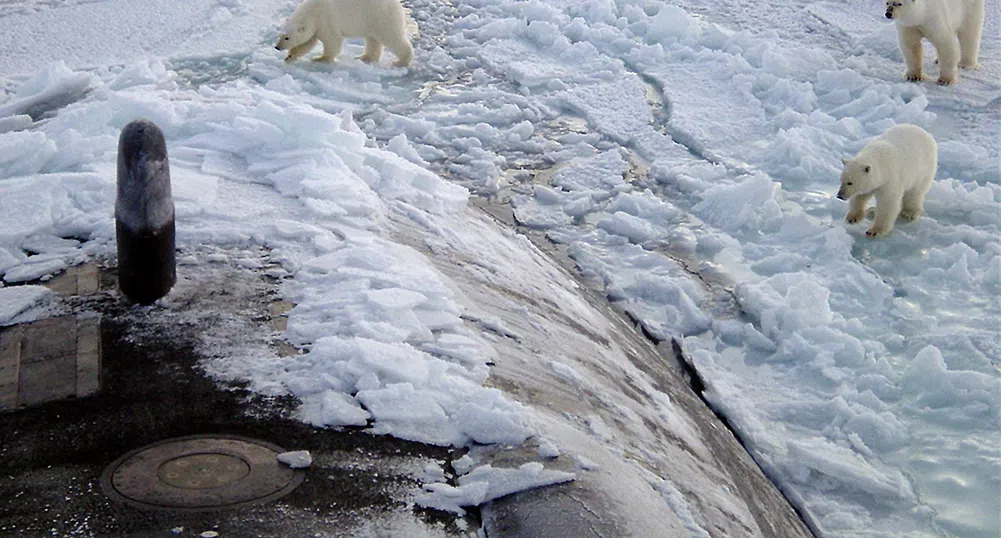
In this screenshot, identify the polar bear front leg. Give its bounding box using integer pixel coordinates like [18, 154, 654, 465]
[846, 193, 872, 224]
[313, 35, 343, 62]
[286, 36, 319, 63]
[868, 190, 903, 237]
[358, 38, 383, 63]
[931, 35, 960, 84]
[898, 27, 924, 81]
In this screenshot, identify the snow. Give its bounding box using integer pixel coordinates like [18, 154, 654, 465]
[536, 438, 560, 459]
[415, 462, 575, 515]
[3, 258, 68, 284]
[276, 450, 312, 469]
[1, 0, 998, 536]
[0, 1, 284, 77]
[654, 479, 712, 538]
[0, 285, 55, 326]
[0, 62, 97, 120]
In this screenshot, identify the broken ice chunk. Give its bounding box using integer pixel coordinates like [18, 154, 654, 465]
[277, 450, 312, 469]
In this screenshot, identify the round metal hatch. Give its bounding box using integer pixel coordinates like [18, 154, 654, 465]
[100, 434, 305, 511]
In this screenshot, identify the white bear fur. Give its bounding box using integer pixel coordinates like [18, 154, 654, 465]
[275, 0, 413, 67]
[837, 124, 937, 238]
[885, 0, 984, 85]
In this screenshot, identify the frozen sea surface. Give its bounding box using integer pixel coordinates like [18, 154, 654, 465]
[0, 0, 998, 536]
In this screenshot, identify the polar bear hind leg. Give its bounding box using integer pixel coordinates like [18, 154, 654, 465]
[359, 37, 383, 63]
[898, 27, 925, 81]
[900, 170, 935, 221]
[959, 1, 985, 68]
[384, 32, 413, 67]
[930, 34, 960, 84]
[900, 189, 925, 220]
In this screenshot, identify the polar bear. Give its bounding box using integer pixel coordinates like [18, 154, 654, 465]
[885, 0, 984, 85]
[837, 124, 937, 237]
[274, 0, 413, 67]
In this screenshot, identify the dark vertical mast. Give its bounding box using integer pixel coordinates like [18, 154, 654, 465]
[115, 119, 176, 304]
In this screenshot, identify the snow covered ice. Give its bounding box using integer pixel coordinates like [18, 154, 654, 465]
[1, 0, 998, 536]
[0, 285, 55, 326]
[416, 461, 575, 515]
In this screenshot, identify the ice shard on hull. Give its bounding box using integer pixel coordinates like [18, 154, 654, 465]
[115, 119, 176, 305]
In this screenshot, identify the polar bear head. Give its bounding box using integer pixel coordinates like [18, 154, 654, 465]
[884, 0, 923, 24]
[836, 157, 879, 200]
[275, 18, 315, 51]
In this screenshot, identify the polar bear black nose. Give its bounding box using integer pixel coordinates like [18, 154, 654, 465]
[885, 11, 893, 18]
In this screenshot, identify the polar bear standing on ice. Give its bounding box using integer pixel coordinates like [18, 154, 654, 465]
[275, 0, 413, 67]
[837, 124, 937, 238]
[885, 0, 984, 85]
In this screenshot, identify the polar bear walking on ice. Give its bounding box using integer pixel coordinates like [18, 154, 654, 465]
[837, 124, 937, 238]
[275, 0, 413, 67]
[885, 0, 985, 85]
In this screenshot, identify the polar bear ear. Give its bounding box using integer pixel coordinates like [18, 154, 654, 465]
[841, 157, 849, 165]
